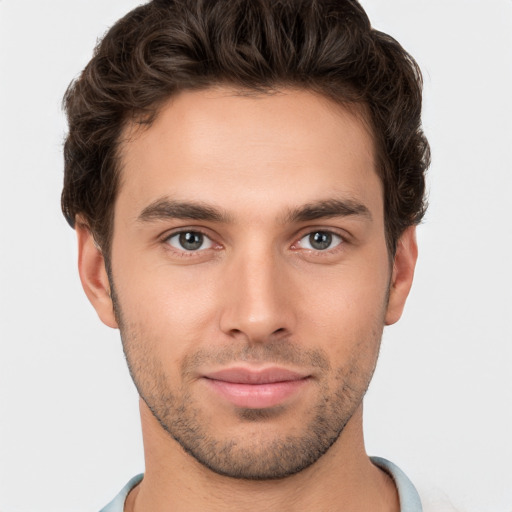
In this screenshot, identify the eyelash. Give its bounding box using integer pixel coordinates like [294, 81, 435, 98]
[161, 228, 347, 257]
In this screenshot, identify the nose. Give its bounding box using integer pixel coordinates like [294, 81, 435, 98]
[218, 247, 296, 344]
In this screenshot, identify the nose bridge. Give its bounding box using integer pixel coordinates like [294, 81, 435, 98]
[219, 241, 294, 341]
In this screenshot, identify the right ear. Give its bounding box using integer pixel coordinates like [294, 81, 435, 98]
[76, 222, 118, 329]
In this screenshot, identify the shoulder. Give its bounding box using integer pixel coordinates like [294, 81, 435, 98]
[417, 486, 460, 512]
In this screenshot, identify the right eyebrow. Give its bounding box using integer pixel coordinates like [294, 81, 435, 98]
[136, 198, 232, 224]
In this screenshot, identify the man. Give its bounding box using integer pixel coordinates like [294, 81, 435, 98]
[61, 0, 430, 510]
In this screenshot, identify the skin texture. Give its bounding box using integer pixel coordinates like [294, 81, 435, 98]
[77, 88, 417, 511]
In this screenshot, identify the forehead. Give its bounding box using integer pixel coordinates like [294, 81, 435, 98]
[116, 87, 381, 222]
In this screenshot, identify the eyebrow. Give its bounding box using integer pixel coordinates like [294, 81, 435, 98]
[137, 198, 232, 223]
[283, 198, 372, 223]
[137, 197, 371, 225]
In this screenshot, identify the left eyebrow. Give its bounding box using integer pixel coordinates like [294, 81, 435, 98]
[283, 198, 372, 223]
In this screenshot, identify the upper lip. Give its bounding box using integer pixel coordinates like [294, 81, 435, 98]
[203, 367, 309, 384]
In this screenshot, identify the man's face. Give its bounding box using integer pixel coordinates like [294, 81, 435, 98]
[83, 88, 414, 479]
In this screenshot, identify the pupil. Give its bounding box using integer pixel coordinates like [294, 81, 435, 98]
[310, 231, 331, 250]
[179, 232, 203, 250]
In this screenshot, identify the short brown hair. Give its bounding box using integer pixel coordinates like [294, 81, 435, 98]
[62, 0, 430, 257]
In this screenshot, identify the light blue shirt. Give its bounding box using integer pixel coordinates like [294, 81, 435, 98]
[100, 457, 422, 511]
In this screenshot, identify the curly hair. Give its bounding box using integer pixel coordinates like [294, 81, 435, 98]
[62, 0, 430, 258]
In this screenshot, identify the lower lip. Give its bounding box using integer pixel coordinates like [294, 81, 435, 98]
[204, 378, 309, 409]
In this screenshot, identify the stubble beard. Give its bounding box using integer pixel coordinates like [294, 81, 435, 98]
[111, 284, 383, 481]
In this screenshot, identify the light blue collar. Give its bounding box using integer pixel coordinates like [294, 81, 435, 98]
[371, 456, 423, 511]
[100, 457, 422, 511]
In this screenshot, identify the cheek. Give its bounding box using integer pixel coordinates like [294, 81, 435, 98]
[293, 259, 390, 362]
[112, 258, 221, 359]
[297, 262, 390, 326]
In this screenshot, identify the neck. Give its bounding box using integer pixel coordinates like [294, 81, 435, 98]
[125, 400, 399, 512]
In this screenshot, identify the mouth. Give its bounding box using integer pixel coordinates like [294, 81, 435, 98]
[202, 367, 311, 409]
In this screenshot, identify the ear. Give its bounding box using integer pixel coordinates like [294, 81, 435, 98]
[76, 223, 118, 329]
[385, 226, 418, 326]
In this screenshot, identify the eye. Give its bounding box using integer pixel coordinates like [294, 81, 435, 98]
[297, 231, 343, 251]
[166, 231, 214, 251]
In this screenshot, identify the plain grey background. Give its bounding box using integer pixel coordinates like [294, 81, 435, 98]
[1, 1, 511, 511]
